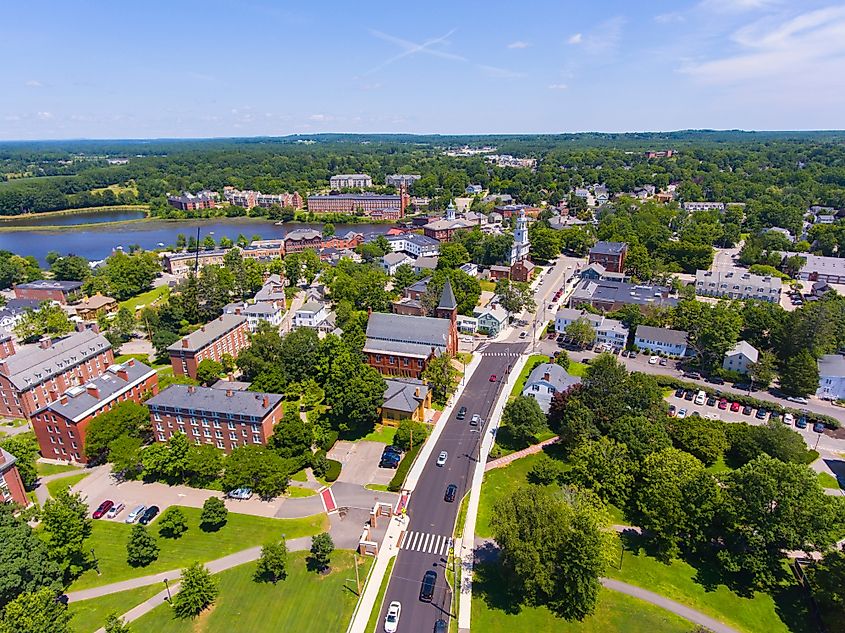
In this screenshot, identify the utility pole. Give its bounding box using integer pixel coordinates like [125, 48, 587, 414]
[164, 577, 172, 601]
[354, 553, 361, 594]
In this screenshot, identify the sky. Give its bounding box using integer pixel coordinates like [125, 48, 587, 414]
[2, 0, 845, 140]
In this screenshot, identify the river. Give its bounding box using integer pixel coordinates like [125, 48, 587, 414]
[0, 210, 393, 264]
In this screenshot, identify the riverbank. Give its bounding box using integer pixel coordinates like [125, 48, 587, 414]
[0, 205, 150, 224]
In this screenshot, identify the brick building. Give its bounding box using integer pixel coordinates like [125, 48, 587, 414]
[222, 188, 302, 210]
[330, 174, 373, 189]
[0, 448, 27, 506]
[168, 315, 250, 379]
[30, 359, 158, 463]
[14, 280, 83, 305]
[146, 385, 285, 453]
[163, 249, 228, 275]
[306, 193, 409, 216]
[167, 191, 217, 211]
[588, 241, 628, 273]
[0, 330, 113, 420]
[242, 240, 285, 261]
[284, 229, 323, 253]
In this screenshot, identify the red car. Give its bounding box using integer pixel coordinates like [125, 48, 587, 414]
[489, 374, 497, 382]
[730, 402, 741, 412]
[93, 500, 114, 519]
[717, 398, 728, 410]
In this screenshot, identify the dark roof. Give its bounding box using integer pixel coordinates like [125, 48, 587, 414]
[406, 277, 431, 294]
[383, 378, 429, 413]
[635, 325, 688, 347]
[364, 312, 451, 358]
[590, 241, 627, 256]
[524, 363, 581, 393]
[570, 279, 678, 308]
[15, 280, 83, 292]
[438, 279, 457, 311]
[0, 299, 42, 319]
[285, 229, 322, 241]
[146, 384, 283, 418]
[168, 315, 247, 354]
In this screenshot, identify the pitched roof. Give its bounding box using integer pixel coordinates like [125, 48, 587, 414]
[383, 252, 410, 266]
[364, 312, 452, 357]
[726, 340, 759, 363]
[635, 325, 688, 347]
[819, 354, 845, 378]
[438, 279, 457, 311]
[590, 241, 627, 256]
[285, 229, 322, 242]
[382, 378, 429, 413]
[167, 314, 247, 354]
[15, 280, 83, 292]
[524, 363, 581, 393]
[146, 384, 284, 418]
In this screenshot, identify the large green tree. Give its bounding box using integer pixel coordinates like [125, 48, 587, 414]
[779, 349, 820, 397]
[422, 353, 459, 404]
[254, 540, 288, 583]
[171, 562, 218, 619]
[502, 396, 548, 446]
[40, 490, 92, 581]
[567, 437, 635, 506]
[0, 505, 60, 609]
[126, 525, 159, 567]
[84, 401, 150, 463]
[0, 588, 71, 633]
[0, 434, 39, 489]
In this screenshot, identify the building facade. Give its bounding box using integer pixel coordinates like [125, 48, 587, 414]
[588, 241, 628, 273]
[381, 378, 430, 426]
[695, 270, 782, 303]
[330, 174, 373, 189]
[0, 449, 27, 506]
[168, 315, 250, 379]
[307, 193, 408, 215]
[509, 210, 531, 264]
[817, 355, 845, 401]
[634, 325, 688, 357]
[522, 363, 581, 413]
[555, 308, 628, 349]
[723, 340, 758, 375]
[163, 249, 228, 275]
[167, 191, 217, 211]
[385, 174, 421, 188]
[14, 280, 83, 305]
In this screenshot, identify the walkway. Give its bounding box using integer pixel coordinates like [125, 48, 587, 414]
[34, 464, 97, 506]
[484, 436, 559, 471]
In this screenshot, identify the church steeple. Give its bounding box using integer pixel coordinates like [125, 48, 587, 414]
[437, 278, 457, 313]
[446, 201, 456, 221]
[510, 209, 531, 264]
[434, 278, 459, 353]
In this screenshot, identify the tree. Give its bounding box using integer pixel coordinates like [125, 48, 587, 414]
[13, 303, 74, 341]
[309, 532, 334, 572]
[41, 490, 92, 581]
[103, 613, 132, 633]
[107, 435, 142, 477]
[0, 433, 39, 489]
[491, 485, 615, 621]
[422, 353, 459, 404]
[196, 359, 224, 386]
[528, 226, 560, 262]
[267, 411, 313, 460]
[157, 507, 188, 539]
[199, 496, 229, 531]
[393, 419, 428, 451]
[322, 222, 335, 238]
[171, 562, 218, 619]
[667, 417, 727, 466]
[808, 550, 845, 618]
[126, 525, 159, 567]
[220, 445, 290, 498]
[564, 318, 596, 348]
[50, 255, 90, 281]
[502, 396, 548, 446]
[84, 401, 150, 463]
[254, 540, 288, 583]
[436, 242, 470, 270]
[748, 349, 777, 388]
[83, 252, 160, 301]
[0, 588, 71, 633]
[779, 349, 820, 397]
[0, 504, 60, 609]
[607, 415, 671, 462]
[566, 437, 635, 506]
[392, 264, 419, 292]
[184, 444, 223, 487]
[495, 279, 536, 314]
[673, 299, 742, 369]
[554, 350, 570, 370]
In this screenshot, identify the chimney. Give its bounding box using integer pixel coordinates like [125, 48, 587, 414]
[201, 326, 206, 332]
[188, 385, 196, 394]
[226, 389, 234, 397]
[60, 395, 68, 405]
[89, 322, 100, 334]
[414, 387, 420, 397]
[86, 384, 100, 399]
[39, 337, 52, 350]
[76, 321, 87, 333]
[128, 358, 135, 367]
[182, 338, 189, 348]
[543, 372, 550, 382]
[262, 395, 269, 408]
[116, 367, 129, 381]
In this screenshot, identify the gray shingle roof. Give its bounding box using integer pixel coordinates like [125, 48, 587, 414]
[167, 315, 247, 354]
[1, 330, 112, 390]
[0, 447, 18, 473]
[438, 279, 457, 311]
[364, 312, 451, 357]
[285, 229, 322, 242]
[590, 241, 627, 256]
[819, 354, 845, 378]
[146, 384, 284, 418]
[15, 280, 83, 292]
[635, 325, 688, 347]
[382, 378, 429, 413]
[524, 363, 581, 393]
[725, 340, 758, 363]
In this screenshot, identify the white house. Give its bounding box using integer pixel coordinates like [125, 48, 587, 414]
[381, 252, 412, 276]
[723, 340, 758, 375]
[293, 301, 329, 329]
[465, 184, 483, 195]
[634, 325, 689, 357]
[457, 315, 478, 334]
[817, 355, 845, 401]
[555, 308, 628, 350]
[386, 233, 440, 258]
[522, 363, 581, 413]
[223, 300, 285, 332]
[459, 262, 479, 277]
[475, 305, 509, 336]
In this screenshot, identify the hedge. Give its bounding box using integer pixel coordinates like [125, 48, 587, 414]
[324, 458, 342, 482]
[319, 430, 339, 452]
[387, 443, 422, 492]
[653, 375, 840, 428]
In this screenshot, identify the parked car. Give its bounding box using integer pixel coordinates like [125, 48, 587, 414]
[470, 414, 481, 427]
[92, 500, 114, 519]
[674, 388, 685, 398]
[787, 396, 809, 405]
[707, 376, 725, 385]
[139, 505, 159, 526]
[706, 396, 717, 407]
[813, 422, 826, 433]
[444, 484, 458, 503]
[784, 413, 795, 425]
[683, 390, 695, 401]
[704, 412, 721, 420]
[383, 446, 402, 457]
[456, 406, 467, 420]
[770, 412, 783, 423]
[380, 456, 400, 469]
[649, 355, 659, 365]
[420, 571, 437, 602]
[668, 405, 677, 417]
[742, 405, 753, 416]
[227, 488, 254, 500]
[434, 619, 447, 633]
[489, 374, 497, 382]
[796, 416, 808, 429]
[125, 504, 147, 524]
[677, 408, 688, 419]
[755, 408, 768, 420]
[519, 332, 528, 339]
[730, 402, 741, 412]
[384, 601, 401, 633]
[436, 451, 448, 467]
[106, 502, 125, 519]
[717, 398, 728, 410]
[694, 390, 706, 406]
[683, 371, 702, 380]
[659, 358, 668, 366]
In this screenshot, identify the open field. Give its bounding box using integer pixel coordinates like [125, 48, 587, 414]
[37, 462, 82, 477]
[47, 472, 90, 497]
[69, 584, 164, 633]
[119, 285, 170, 312]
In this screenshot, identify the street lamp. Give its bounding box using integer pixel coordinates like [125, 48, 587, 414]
[90, 549, 100, 576]
[164, 578, 172, 602]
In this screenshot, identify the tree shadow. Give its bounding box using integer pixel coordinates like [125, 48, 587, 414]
[472, 561, 523, 616]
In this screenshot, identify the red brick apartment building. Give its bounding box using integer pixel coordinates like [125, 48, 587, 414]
[168, 315, 250, 379]
[30, 359, 158, 463]
[284, 229, 323, 253]
[588, 241, 628, 274]
[146, 384, 284, 453]
[167, 191, 217, 211]
[14, 280, 83, 305]
[306, 192, 409, 216]
[0, 448, 28, 506]
[0, 330, 113, 420]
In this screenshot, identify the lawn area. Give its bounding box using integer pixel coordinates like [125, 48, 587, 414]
[285, 486, 316, 498]
[479, 279, 496, 292]
[120, 285, 170, 312]
[36, 461, 82, 477]
[509, 354, 551, 400]
[608, 536, 813, 633]
[473, 562, 691, 633]
[359, 424, 397, 445]
[817, 471, 840, 489]
[114, 353, 155, 366]
[706, 456, 733, 475]
[477, 452, 545, 538]
[69, 584, 163, 633]
[290, 468, 308, 482]
[130, 551, 371, 633]
[365, 483, 390, 492]
[567, 360, 588, 377]
[365, 557, 396, 633]
[46, 472, 89, 497]
[70, 506, 328, 591]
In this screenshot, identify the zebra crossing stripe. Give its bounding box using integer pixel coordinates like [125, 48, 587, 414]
[399, 531, 408, 549]
[431, 535, 441, 554]
[421, 533, 431, 552]
[411, 532, 422, 551]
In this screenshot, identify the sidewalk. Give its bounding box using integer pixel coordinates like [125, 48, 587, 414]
[484, 436, 559, 471]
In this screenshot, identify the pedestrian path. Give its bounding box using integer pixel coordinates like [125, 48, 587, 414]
[484, 436, 559, 471]
[320, 486, 337, 513]
[399, 530, 453, 556]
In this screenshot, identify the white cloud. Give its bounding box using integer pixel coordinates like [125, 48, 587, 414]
[36, 112, 53, 120]
[308, 113, 330, 121]
[654, 12, 685, 24]
[507, 40, 530, 49]
[25, 79, 42, 88]
[366, 28, 464, 75]
[567, 33, 582, 45]
[548, 83, 568, 90]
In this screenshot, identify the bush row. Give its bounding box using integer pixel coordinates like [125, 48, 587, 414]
[387, 444, 422, 493]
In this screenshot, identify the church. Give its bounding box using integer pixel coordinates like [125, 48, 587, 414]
[509, 208, 531, 264]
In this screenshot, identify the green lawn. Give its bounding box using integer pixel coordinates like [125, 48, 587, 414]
[69, 584, 164, 633]
[120, 286, 170, 312]
[130, 551, 371, 633]
[365, 483, 390, 492]
[285, 486, 316, 498]
[817, 471, 840, 489]
[473, 562, 692, 633]
[71, 506, 328, 591]
[114, 353, 153, 365]
[608, 538, 813, 633]
[46, 472, 89, 497]
[479, 280, 496, 292]
[477, 452, 545, 538]
[509, 354, 551, 400]
[290, 468, 308, 482]
[365, 557, 396, 633]
[359, 425, 397, 445]
[37, 462, 82, 477]
[706, 456, 733, 475]
[567, 360, 588, 377]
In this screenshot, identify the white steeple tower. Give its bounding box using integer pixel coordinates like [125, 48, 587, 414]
[510, 209, 530, 264]
[446, 200, 456, 221]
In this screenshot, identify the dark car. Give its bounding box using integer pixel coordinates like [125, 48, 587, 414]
[674, 388, 685, 398]
[755, 408, 768, 420]
[383, 446, 402, 457]
[92, 500, 114, 519]
[706, 396, 717, 407]
[683, 371, 702, 380]
[444, 484, 458, 503]
[434, 619, 447, 633]
[742, 405, 753, 416]
[684, 390, 695, 401]
[138, 505, 159, 526]
[796, 416, 808, 429]
[707, 376, 726, 385]
[668, 404, 677, 417]
[420, 570, 437, 602]
[456, 406, 467, 420]
[380, 455, 400, 469]
[813, 422, 826, 433]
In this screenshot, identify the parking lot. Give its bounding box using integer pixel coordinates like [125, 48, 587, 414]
[327, 440, 396, 487]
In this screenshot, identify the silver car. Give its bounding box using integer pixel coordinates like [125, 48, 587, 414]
[436, 451, 448, 467]
[125, 504, 146, 524]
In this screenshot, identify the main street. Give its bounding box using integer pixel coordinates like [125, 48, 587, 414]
[377, 341, 527, 632]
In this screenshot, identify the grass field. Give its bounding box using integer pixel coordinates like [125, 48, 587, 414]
[359, 425, 397, 445]
[476, 452, 545, 538]
[608, 537, 813, 633]
[130, 551, 371, 633]
[567, 360, 588, 377]
[706, 456, 733, 475]
[285, 486, 316, 498]
[479, 280, 496, 292]
[120, 286, 170, 312]
[69, 584, 164, 633]
[36, 462, 82, 477]
[817, 471, 840, 489]
[46, 472, 89, 497]
[365, 483, 390, 492]
[473, 562, 692, 633]
[508, 354, 550, 400]
[71, 506, 328, 591]
[365, 557, 396, 633]
[290, 469, 308, 482]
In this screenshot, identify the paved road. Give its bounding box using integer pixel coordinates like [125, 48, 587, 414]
[377, 342, 527, 633]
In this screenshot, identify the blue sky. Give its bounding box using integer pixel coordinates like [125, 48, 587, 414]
[2, 0, 845, 139]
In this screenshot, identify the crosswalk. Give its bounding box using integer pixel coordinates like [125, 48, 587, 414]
[477, 343, 521, 357]
[399, 531, 453, 556]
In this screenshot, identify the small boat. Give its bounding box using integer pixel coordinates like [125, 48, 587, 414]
[157, 242, 165, 247]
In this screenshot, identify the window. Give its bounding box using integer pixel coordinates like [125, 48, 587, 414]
[230, 432, 237, 440]
[253, 435, 261, 444]
[158, 433, 165, 441]
[203, 429, 211, 438]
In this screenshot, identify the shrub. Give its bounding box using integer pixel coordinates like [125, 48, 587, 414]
[387, 444, 421, 492]
[528, 454, 567, 485]
[199, 497, 228, 531]
[324, 459, 342, 482]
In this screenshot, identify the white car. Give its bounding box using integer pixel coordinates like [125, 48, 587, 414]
[436, 451, 448, 467]
[677, 409, 687, 419]
[787, 396, 808, 405]
[784, 413, 795, 425]
[125, 504, 146, 524]
[384, 601, 401, 633]
[106, 502, 125, 519]
[649, 355, 659, 365]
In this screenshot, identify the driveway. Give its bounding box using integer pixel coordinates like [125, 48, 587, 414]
[329, 440, 395, 486]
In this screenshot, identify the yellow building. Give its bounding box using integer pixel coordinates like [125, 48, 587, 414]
[380, 378, 431, 427]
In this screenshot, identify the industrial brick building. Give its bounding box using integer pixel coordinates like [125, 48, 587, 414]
[168, 315, 250, 379]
